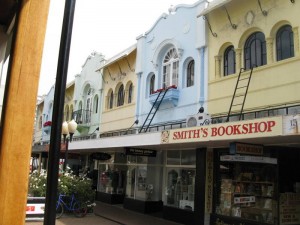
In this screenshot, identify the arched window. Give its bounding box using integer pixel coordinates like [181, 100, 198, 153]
[93, 95, 99, 113]
[150, 75, 155, 94]
[224, 45, 236, 76]
[276, 25, 294, 61]
[128, 83, 133, 104]
[39, 116, 42, 129]
[163, 48, 179, 88]
[109, 91, 114, 109]
[117, 84, 124, 106]
[65, 105, 69, 121]
[244, 32, 266, 70]
[70, 105, 73, 119]
[187, 60, 194, 87]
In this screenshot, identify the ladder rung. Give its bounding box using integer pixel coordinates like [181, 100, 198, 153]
[237, 86, 247, 89]
[239, 77, 250, 81]
[232, 103, 242, 106]
[234, 94, 245, 97]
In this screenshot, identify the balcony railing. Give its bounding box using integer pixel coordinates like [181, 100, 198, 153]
[149, 87, 179, 107]
[72, 109, 92, 125]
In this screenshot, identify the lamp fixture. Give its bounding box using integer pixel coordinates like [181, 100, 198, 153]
[62, 119, 77, 143]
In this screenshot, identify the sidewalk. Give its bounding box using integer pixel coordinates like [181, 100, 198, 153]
[94, 201, 184, 225]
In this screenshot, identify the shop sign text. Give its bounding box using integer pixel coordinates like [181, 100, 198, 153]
[161, 117, 283, 144]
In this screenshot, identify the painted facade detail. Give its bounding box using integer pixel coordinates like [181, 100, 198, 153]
[135, 1, 207, 126]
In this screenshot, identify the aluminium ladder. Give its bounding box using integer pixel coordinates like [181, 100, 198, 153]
[139, 88, 170, 133]
[226, 67, 254, 122]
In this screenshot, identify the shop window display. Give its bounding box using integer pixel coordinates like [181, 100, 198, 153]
[165, 150, 196, 211]
[97, 153, 127, 195]
[215, 153, 278, 224]
[126, 153, 163, 201]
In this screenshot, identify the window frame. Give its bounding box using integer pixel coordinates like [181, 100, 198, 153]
[109, 91, 114, 109]
[187, 60, 195, 87]
[117, 84, 124, 107]
[276, 25, 294, 61]
[162, 48, 179, 88]
[150, 74, 155, 94]
[244, 32, 267, 70]
[224, 45, 236, 76]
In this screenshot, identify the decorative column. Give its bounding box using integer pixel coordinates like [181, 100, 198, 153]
[235, 48, 242, 71]
[293, 26, 299, 57]
[266, 37, 274, 64]
[214, 55, 221, 79]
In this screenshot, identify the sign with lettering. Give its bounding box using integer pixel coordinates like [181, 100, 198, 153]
[161, 116, 283, 144]
[230, 142, 263, 155]
[280, 193, 300, 224]
[125, 148, 157, 157]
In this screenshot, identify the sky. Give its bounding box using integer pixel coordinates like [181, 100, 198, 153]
[38, 0, 199, 95]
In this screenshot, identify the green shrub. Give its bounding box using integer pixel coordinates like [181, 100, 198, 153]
[28, 169, 95, 202]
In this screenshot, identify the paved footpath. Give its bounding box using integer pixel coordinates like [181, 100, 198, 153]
[25, 214, 120, 225]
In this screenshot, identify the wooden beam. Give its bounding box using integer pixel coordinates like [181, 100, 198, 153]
[0, 0, 50, 224]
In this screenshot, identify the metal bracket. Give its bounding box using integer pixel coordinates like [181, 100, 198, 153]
[203, 16, 217, 37]
[107, 68, 115, 81]
[258, 0, 268, 16]
[124, 57, 135, 72]
[117, 62, 126, 77]
[99, 71, 108, 84]
[224, 7, 237, 29]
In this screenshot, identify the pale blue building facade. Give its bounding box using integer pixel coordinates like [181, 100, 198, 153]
[135, 0, 208, 128]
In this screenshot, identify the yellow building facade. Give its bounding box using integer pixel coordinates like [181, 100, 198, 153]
[205, 0, 300, 118]
[100, 45, 137, 134]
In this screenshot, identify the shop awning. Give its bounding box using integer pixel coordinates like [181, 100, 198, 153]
[197, 0, 232, 17]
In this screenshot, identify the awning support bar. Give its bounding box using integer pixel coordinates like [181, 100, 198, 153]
[203, 16, 217, 37]
[224, 6, 237, 29]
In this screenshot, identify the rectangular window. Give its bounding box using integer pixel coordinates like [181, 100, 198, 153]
[165, 150, 196, 211]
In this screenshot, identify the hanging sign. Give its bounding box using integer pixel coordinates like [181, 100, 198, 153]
[230, 142, 263, 155]
[125, 148, 157, 157]
[90, 152, 111, 161]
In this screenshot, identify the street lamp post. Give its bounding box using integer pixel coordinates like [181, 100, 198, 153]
[62, 119, 77, 170]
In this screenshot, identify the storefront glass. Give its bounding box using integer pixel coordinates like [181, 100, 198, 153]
[126, 151, 163, 201]
[98, 153, 127, 194]
[165, 150, 196, 211]
[215, 150, 278, 224]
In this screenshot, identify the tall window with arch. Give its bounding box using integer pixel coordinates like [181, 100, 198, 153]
[39, 116, 42, 129]
[128, 83, 133, 104]
[276, 25, 294, 61]
[85, 88, 92, 123]
[224, 45, 236, 76]
[150, 74, 155, 94]
[65, 105, 69, 121]
[117, 84, 124, 106]
[187, 60, 194, 87]
[163, 48, 179, 88]
[70, 105, 73, 120]
[93, 95, 99, 113]
[244, 32, 266, 70]
[109, 91, 114, 109]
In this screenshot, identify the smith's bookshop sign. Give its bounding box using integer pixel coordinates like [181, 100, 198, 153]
[161, 116, 283, 144]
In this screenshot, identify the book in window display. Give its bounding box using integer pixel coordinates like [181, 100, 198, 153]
[217, 158, 277, 224]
